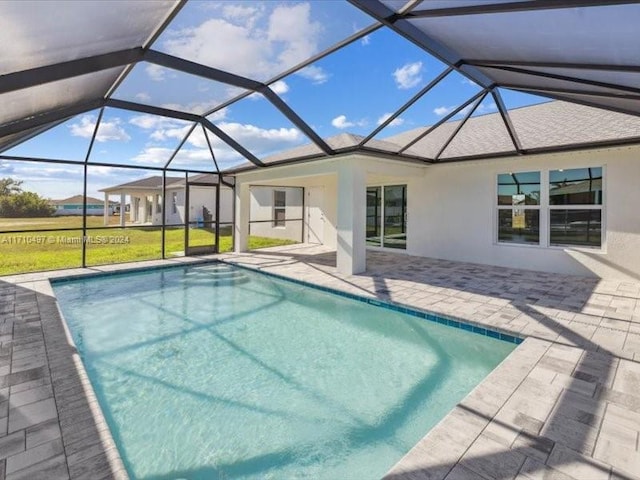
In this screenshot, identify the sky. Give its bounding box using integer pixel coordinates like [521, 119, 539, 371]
[2, 0, 549, 200]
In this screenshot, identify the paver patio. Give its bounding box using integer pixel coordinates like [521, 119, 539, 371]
[0, 245, 639, 479]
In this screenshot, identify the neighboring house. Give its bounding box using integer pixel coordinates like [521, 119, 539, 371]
[230, 100, 640, 281]
[99, 174, 234, 227]
[49, 195, 116, 216]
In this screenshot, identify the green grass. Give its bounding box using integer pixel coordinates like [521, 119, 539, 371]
[0, 216, 297, 276]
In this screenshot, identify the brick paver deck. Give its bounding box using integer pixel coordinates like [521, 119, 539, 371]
[1, 246, 639, 479]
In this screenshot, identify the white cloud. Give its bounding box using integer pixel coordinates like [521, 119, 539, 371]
[135, 92, 151, 102]
[376, 113, 405, 127]
[296, 65, 329, 85]
[393, 61, 423, 89]
[361, 35, 371, 46]
[331, 115, 367, 130]
[130, 147, 180, 165]
[434, 106, 454, 116]
[145, 64, 169, 82]
[331, 115, 354, 129]
[270, 80, 289, 95]
[69, 116, 130, 142]
[161, 2, 323, 80]
[221, 4, 260, 23]
[434, 101, 497, 117]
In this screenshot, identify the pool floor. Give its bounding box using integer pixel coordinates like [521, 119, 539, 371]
[53, 263, 515, 479]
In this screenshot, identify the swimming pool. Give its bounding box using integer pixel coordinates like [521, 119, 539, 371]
[53, 263, 516, 480]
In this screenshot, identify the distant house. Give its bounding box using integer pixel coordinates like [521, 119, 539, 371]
[49, 195, 116, 216]
[99, 174, 234, 226]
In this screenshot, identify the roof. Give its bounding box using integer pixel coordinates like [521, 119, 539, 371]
[100, 174, 225, 193]
[1, 1, 639, 171]
[100, 176, 183, 193]
[231, 101, 640, 172]
[385, 101, 640, 161]
[49, 195, 105, 205]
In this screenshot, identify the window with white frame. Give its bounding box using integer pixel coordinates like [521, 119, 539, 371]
[549, 167, 602, 247]
[496, 171, 540, 244]
[172, 192, 177, 215]
[497, 167, 603, 248]
[273, 190, 286, 227]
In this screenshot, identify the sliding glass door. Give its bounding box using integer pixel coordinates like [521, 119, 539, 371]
[366, 185, 407, 249]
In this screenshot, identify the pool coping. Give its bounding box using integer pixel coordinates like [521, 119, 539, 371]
[3, 251, 637, 480]
[48, 258, 524, 479]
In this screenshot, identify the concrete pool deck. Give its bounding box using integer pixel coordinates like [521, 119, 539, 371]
[0, 245, 639, 479]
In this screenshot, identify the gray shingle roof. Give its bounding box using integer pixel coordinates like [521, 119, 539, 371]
[385, 101, 640, 160]
[99, 176, 183, 192]
[230, 101, 640, 172]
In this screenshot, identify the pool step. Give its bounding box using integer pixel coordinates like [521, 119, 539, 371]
[182, 266, 249, 286]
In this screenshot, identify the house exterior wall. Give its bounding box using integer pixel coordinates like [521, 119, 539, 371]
[407, 145, 640, 281]
[249, 186, 304, 242]
[53, 204, 112, 216]
[236, 146, 640, 280]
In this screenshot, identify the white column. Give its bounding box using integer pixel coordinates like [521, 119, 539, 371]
[234, 182, 250, 252]
[337, 162, 366, 275]
[120, 193, 126, 227]
[103, 192, 109, 226]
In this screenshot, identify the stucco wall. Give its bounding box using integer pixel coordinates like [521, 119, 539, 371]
[408, 145, 640, 280]
[249, 186, 304, 242]
[236, 147, 640, 280]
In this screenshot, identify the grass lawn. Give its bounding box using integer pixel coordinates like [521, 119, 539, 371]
[0, 216, 297, 276]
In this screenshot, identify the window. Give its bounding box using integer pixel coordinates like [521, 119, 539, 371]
[366, 185, 407, 250]
[549, 167, 602, 247]
[496, 167, 603, 248]
[172, 192, 177, 215]
[156, 194, 162, 215]
[496, 171, 540, 244]
[273, 190, 286, 227]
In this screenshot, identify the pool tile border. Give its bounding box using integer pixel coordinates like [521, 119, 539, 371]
[221, 260, 524, 345]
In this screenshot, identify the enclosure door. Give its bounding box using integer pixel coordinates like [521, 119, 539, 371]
[306, 186, 324, 244]
[185, 183, 218, 255]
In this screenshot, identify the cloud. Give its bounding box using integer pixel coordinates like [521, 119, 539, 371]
[270, 80, 289, 95]
[130, 147, 183, 165]
[145, 64, 169, 82]
[393, 61, 423, 89]
[331, 115, 367, 130]
[361, 35, 371, 46]
[70, 116, 130, 142]
[433, 101, 498, 117]
[434, 106, 454, 116]
[135, 92, 151, 102]
[296, 65, 329, 85]
[161, 2, 323, 80]
[376, 113, 405, 127]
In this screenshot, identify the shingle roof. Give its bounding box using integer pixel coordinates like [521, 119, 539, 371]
[99, 176, 184, 192]
[49, 195, 105, 205]
[384, 101, 640, 160]
[99, 174, 225, 192]
[231, 101, 640, 172]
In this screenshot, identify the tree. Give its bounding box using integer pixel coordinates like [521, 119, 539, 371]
[0, 178, 23, 196]
[0, 177, 55, 218]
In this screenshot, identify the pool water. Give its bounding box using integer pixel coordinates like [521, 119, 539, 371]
[54, 263, 515, 480]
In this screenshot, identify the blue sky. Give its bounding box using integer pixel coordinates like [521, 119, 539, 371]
[2, 0, 549, 200]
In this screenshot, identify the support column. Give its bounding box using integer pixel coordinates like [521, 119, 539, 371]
[234, 182, 250, 253]
[103, 192, 109, 226]
[120, 193, 126, 227]
[337, 162, 366, 275]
